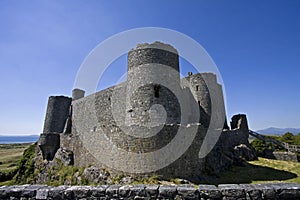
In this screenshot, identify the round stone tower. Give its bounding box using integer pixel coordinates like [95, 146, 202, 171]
[125, 42, 182, 127]
[185, 73, 211, 127]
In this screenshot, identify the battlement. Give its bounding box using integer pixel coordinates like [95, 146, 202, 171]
[127, 41, 179, 72]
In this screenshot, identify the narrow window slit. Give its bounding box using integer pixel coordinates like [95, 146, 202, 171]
[154, 85, 160, 98]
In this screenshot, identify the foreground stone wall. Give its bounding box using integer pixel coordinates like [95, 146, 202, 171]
[1, 183, 300, 200]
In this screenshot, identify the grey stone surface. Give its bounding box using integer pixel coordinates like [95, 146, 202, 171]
[198, 185, 222, 200]
[240, 184, 262, 200]
[72, 88, 85, 101]
[43, 96, 72, 133]
[130, 184, 147, 197]
[231, 114, 249, 131]
[177, 185, 199, 200]
[145, 184, 159, 199]
[276, 183, 300, 199]
[22, 184, 47, 198]
[0, 184, 299, 199]
[83, 166, 109, 184]
[219, 184, 246, 200]
[158, 185, 177, 199]
[273, 152, 298, 162]
[119, 185, 133, 198]
[55, 147, 74, 166]
[38, 133, 60, 161]
[36, 186, 51, 199]
[257, 183, 277, 199]
[127, 42, 179, 72]
[64, 186, 91, 199]
[37, 42, 254, 182]
[89, 185, 108, 198]
[106, 184, 121, 199]
[47, 185, 69, 200]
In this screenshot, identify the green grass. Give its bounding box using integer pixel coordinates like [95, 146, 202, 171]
[211, 157, 300, 185]
[250, 157, 300, 183]
[0, 143, 33, 184]
[0, 143, 30, 171]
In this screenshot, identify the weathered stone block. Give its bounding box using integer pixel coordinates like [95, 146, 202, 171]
[22, 184, 47, 198]
[0, 186, 10, 199]
[240, 184, 262, 200]
[218, 184, 246, 200]
[273, 183, 300, 199]
[6, 185, 28, 198]
[158, 185, 177, 199]
[257, 184, 277, 199]
[130, 184, 147, 197]
[198, 185, 222, 200]
[36, 186, 51, 200]
[48, 185, 69, 200]
[145, 184, 159, 199]
[119, 185, 133, 198]
[177, 185, 199, 200]
[106, 184, 121, 199]
[89, 185, 108, 198]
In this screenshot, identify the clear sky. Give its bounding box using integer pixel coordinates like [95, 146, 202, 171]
[0, 0, 299, 135]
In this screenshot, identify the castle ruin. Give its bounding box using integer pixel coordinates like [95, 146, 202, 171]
[37, 42, 256, 183]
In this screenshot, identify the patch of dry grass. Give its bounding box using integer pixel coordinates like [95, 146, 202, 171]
[0, 143, 31, 171]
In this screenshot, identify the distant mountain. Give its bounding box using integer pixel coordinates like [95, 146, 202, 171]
[0, 135, 39, 144]
[256, 127, 300, 135]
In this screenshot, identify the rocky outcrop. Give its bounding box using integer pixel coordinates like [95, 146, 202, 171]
[82, 166, 109, 184]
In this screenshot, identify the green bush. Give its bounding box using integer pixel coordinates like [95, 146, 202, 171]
[251, 139, 267, 156]
[14, 143, 36, 184]
[0, 168, 17, 182]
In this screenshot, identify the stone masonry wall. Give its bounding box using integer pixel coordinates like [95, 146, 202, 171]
[273, 152, 298, 162]
[127, 42, 179, 72]
[43, 96, 72, 133]
[126, 43, 182, 126]
[1, 183, 300, 200]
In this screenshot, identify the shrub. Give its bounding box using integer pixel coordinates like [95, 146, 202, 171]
[14, 143, 36, 184]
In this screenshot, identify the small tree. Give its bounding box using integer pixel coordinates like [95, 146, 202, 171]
[251, 139, 266, 156]
[281, 132, 295, 144]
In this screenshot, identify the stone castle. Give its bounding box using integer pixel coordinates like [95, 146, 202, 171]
[37, 42, 256, 183]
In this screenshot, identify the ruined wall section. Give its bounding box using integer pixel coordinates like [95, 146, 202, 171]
[65, 83, 184, 175]
[61, 81, 205, 180]
[185, 73, 228, 129]
[63, 88, 254, 179]
[43, 96, 72, 133]
[184, 73, 211, 127]
[39, 96, 71, 160]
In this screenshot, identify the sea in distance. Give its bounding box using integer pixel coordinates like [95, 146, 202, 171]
[0, 135, 39, 144]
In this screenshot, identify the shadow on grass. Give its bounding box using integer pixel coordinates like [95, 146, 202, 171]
[202, 163, 298, 185]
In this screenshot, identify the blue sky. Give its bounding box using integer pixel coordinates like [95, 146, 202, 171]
[0, 0, 299, 135]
